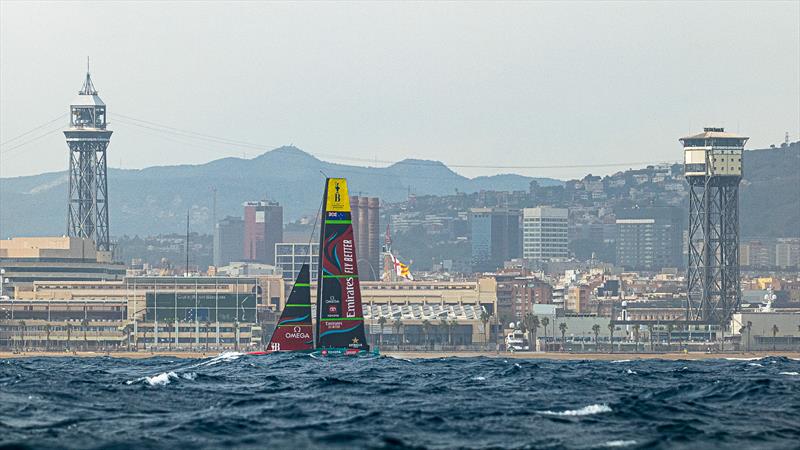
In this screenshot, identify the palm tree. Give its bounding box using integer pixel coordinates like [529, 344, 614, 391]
[392, 318, 402, 349]
[205, 320, 211, 352]
[592, 324, 601, 352]
[541, 317, 550, 351]
[772, 324, 779, 351]
[666, 324, 674, 352]
[746, 321, 752, 353]
[123, 324, 131, 351]
[66, 323, 73, 351]
[164, 317, 172, 350]
[448, 319, 458, 347]
[559, 322, 568, 351]
[607, 322, 615, 353]
[81, 318, 89, 351]
[438, 319, 449, 347]
[632, 324, 641, 352]
[738, 325, 747, 353]
[234, 320, 240, 351]
[479, 310, 490, 351]
[45, 323, 51, 352]
[523, 313, 540, 351]
[377, 316, 387, 347]
[18, 320, 26, 352]
[422, 319, 432, 349]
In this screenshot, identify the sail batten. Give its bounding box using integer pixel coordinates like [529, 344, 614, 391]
[315, 178, 370, 351]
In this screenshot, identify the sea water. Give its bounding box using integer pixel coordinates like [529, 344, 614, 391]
[1, 354, 799, 449]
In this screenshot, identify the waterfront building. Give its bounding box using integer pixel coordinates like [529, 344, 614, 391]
[522, 207, 569, 262]
[213, 216, 244, 267]
[243, 201, 283, 265]
[470, 208, 521, 272]
[0, 237, 125, 294]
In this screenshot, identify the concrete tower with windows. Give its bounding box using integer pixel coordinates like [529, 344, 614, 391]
[681, 127, 747, 324]
[64, 65, 112, 251]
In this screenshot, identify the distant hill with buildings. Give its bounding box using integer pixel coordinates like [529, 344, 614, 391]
[1, 143, 796, 240]
[0, 146, 561, 237]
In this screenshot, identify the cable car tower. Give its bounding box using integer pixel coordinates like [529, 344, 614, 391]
[64, 62, 112, 251]
[681, 127, 747, 324]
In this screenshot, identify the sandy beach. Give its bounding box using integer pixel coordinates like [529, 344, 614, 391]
[2, 350, 798, 361]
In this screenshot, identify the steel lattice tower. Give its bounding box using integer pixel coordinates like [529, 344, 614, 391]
[682, 128, 747, 324]
[64, 66, 112, 251]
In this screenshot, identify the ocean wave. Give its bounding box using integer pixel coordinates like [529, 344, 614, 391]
[602, 440, 637, 447]
[779, 372, 799, 376]
[610, 360, 632, 363]
[626, 369, 637, 375]
[145, 371, 178, 386]
[538, 404, 612, 416]
[725, 357, 764, 361]
[747, 363, 763, 367]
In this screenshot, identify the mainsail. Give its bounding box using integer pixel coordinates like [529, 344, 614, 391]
[266, 263, 313, 352]
[315, 178, 370, 351]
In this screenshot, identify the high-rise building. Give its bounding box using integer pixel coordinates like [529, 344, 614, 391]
[243, 201, 283, 264]
[522, 207, 569, 262]
[213, 216, 244, 267]
[775, 238, 800, 269]
[615, 206, 682, 271]
[65, 66, 112, 252]
[350, 196, 380, 280]
[470, 208, 521, 272]
[275, 243, 320, 282]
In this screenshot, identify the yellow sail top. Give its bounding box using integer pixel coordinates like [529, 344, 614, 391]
[325, 178, 351, 212]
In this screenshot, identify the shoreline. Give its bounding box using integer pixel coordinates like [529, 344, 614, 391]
[1, 350, 798, 361]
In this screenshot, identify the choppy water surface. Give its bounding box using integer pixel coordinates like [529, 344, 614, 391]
[1, 354, 799, 449]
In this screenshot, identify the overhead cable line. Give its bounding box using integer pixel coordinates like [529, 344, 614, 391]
[0, 113, 67, 147]
[113, 112, 678, 170]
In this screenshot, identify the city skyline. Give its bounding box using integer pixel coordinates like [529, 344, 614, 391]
[1, 2, 798, 180]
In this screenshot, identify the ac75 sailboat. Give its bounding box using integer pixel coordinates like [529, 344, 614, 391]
[313, 177, 376, 357]
[251, 177, 377, 357]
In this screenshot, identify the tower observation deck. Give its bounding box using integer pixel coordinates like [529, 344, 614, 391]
[681, 127, 747, 324]
[64, 67, 112, 252]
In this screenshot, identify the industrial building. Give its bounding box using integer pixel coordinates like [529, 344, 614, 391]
[470, 208, 521, 272]
[243, 201, 283, 265]
[522, 207, 569, 262]
[349, 196, 380, 280]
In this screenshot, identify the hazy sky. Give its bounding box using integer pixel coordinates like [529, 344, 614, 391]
[1, 1, 798, 180]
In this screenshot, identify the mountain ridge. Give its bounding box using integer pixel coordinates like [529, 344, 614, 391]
[0, 146, 562, 237]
